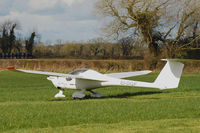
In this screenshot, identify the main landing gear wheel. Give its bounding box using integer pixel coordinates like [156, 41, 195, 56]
[90, 91, 104, 98]
[72, 90, 86, 99]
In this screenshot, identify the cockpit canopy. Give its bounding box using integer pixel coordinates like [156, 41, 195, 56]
[69, 68, 89, 75]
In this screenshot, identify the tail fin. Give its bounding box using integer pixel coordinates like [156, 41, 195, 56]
[154, 59, 184, 90]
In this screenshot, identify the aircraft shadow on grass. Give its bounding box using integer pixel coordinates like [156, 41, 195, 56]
[99, 91, 162, 99]
[48, 91, 162, 101]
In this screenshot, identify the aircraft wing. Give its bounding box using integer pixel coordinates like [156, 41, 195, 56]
[16, 69, 79, 78]
[14, 69, 107, 81]
[104, 70, 152, 79]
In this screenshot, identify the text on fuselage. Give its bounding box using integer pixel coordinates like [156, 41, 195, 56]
[120, 80, 136, 86]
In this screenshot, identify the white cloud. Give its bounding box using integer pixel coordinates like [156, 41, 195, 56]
[0, 0, 100, 42]
[0, 0, 13, 16]
[28, 0, 59, 12]
[61, 0, 84, 6]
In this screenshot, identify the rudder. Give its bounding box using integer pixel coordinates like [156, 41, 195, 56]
[154, 59, 184, 90]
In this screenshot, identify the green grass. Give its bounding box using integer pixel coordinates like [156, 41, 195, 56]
[0, 70, 200, 133]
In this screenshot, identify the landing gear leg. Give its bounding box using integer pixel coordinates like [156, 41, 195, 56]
[89, 90, 104, 98]
[54, 87, 65, 98]
[72, 89, 86, 99]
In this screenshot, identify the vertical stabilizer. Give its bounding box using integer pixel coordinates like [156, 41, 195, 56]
[154, 59, 184, 89]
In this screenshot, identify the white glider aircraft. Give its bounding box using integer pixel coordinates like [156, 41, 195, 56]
[9, 59, 184, 99]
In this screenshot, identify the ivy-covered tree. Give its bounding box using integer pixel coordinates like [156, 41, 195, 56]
[25, 32, 36, 56]
[0, 20, 19, 54]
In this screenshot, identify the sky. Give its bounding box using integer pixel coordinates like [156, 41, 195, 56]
[0, 0, 101, 43]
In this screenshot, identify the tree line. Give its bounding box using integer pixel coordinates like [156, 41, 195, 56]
[33, 37, 146, 59]
[32, 37, 199, 59]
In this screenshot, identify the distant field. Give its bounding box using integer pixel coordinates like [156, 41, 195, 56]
[0, 70, 200, 132]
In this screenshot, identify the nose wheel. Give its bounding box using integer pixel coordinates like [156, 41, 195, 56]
[55, 88, 65, 98]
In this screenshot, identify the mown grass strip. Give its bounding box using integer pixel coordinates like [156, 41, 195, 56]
[0, 70, 200, 132]
[3, 118, 200, 133]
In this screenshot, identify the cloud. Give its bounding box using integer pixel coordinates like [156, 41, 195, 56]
[0, 0, 13, 16]
[61, 0, 85, 6]
[28, 0, 58, 12]
[0, 0, 100, 42]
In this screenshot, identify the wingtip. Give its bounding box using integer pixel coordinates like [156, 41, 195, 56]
[145, 70, 153, 72]
[7, 67, 15, 69]
[161, 59, 180, 62]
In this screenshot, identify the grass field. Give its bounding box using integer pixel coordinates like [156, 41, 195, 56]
[0, 70, 200, 133]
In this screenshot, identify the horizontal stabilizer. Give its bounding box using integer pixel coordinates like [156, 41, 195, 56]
[105, 70, 152, 79]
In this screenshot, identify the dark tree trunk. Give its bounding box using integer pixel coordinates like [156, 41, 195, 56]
[148, 41, 159, 57]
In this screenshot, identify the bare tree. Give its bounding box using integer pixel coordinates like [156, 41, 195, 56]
[162, 0, 200, 58]
[119, 37, 134, 57]
[96, 0, 168, 57]
[96, 0, 200, 58]
[88, 38, 107, 57]
[14, 39, 23, 53]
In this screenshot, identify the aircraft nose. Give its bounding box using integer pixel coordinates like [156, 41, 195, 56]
[47, 76, 56, 81]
